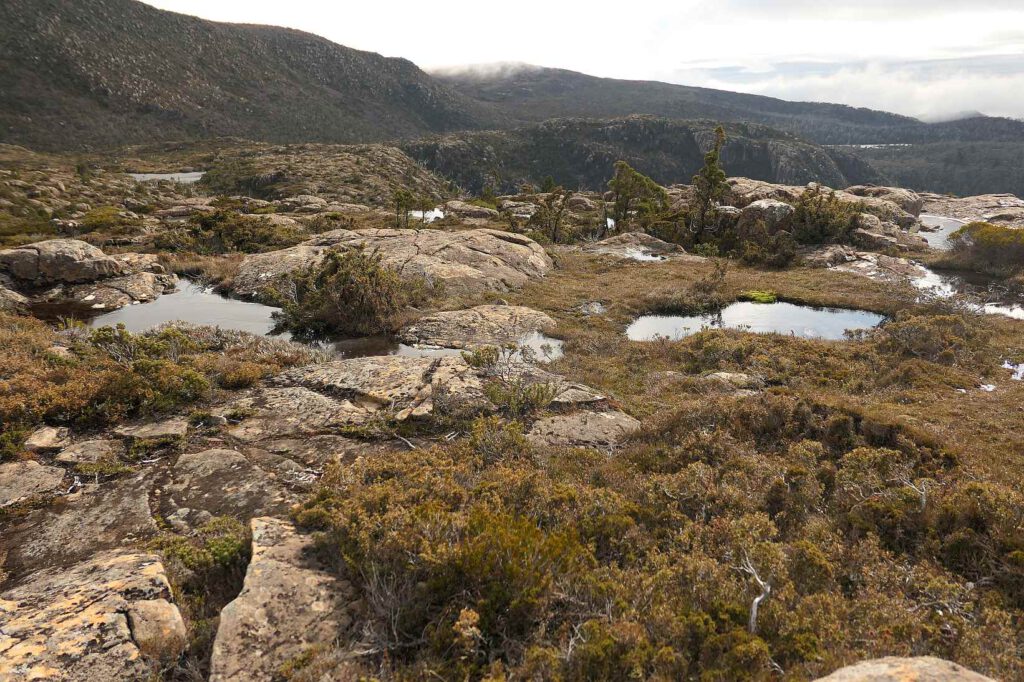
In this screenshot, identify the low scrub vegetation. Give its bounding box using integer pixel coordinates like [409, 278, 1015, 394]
[271, 247, 432, 338]
[946, 221, 1024, 277]
[0, 315, 322, 460]
[155, 210, 307, 254]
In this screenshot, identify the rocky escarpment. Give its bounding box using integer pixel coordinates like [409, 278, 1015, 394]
[0, 239, 176, 311]
[403, 117, 854, 194]
[232, 228, 552, 299]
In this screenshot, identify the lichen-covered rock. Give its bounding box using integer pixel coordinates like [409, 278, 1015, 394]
[161, 448, 291, 518]
[527, 410, 640, 448]
[0, 461, 65, 508]
[55, 439, 123, 465]
[232, 228, 552, 298]
[0, 552, 186, 681]
[209, 518, 357, 682]
[1, 474, 156, 577]
[400, 305, 556, 350]
[812, 656, 995, 681]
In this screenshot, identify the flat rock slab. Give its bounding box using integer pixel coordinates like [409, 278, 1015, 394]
[400, 305, 556, 350]
[210, 517, 356, 682]
[812, 656, 995, 681]
[273, 355, 605, 424]
[1, 474, 156, 578]
[218, 386, 372, 442]
[0, 461, 65, 508]
[114, 417, 189, 440]
[0, 551, 186, 681]
[232, 228, 552, 298]
[527, 410, 640, 448]
[55, 439, 124, 465]
[162, 448, 291, 518]
[920, 192, 1024, 227]
[588, 232, 695, 262]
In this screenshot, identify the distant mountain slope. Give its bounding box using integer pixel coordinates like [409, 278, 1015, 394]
[437, 66, 1024, 146]
[401, 116, 885, 193]
[0, 0, 505, 150]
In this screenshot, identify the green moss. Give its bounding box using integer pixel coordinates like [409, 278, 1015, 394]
[739, 290, 778, 304]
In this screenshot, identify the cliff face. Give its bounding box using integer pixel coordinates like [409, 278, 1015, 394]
[0, 0, 504, 150]
[403, 116, 853, 193]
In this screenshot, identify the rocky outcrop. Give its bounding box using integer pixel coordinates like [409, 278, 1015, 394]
[0, 552, 186, 681]
[845, 185, 924, 216]
[232, 228, 552, 298]
[726, 178, 804, 207]
[588, 232, 696, 262]
[725, 178, 917, 228]
[445, 199, 499, 219]
[920, 192, 1024, 228]
[0, 461, 65, 508]
[813, 657, 995, 681]
[209, 518, 357, 682]
[0, 239, 176, 311]
[400, 305, 556, 350]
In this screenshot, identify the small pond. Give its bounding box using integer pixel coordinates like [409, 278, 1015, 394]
[129, 171, 206, 184]
[919, 214, 966, 251]
[59, 278, 564, 361]
[627, 302, 885, 341]
[88, 279, 282, 336]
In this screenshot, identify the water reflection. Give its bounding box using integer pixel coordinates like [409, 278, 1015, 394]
[627, 302, 885, 341]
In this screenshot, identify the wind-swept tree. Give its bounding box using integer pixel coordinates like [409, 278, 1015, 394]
[607, 161, 668, 232]
[689, 126, 729, 242]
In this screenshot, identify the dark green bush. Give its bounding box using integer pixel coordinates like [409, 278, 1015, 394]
[272, 247, 430, 338]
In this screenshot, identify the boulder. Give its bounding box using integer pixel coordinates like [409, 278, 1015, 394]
[0, 240, 124, 285]
[845, 185, 924, 216]
[567, 195, 599, 211]
[589, 232, 694, 262]
[400, 305, 556, 350]
[499, 200, 540, 219]
[527, 410, 640, 448]
[704, 372, 766, 392]
[209, 518, 357, 682]
[232, 228, 552, 298]
[812, 656, 994, 681]
[0, 461, 65, 508]
[0, 552, 186, 681]
[0, 284, 28, 312]
[445, 199, 499, 219]
[23, 426, 70, 453]
[737, 199, 795, 232]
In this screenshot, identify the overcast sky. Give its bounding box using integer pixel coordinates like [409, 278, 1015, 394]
[142, 0, 1024, 120]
